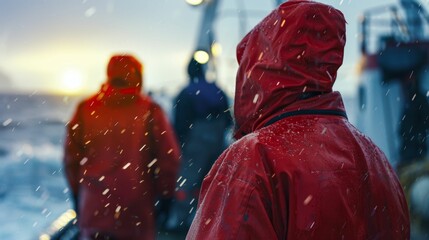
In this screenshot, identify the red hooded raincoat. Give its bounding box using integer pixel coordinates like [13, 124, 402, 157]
[187, 1, 410, 239]
[64, 55, 180, 239]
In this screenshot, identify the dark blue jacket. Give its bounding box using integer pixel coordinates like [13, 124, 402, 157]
[174, 79, 232, 144]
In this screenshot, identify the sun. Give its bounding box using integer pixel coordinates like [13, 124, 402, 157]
[60, 69, 85, 94]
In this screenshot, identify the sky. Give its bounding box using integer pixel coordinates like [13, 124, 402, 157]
[1, 0, 429, 97]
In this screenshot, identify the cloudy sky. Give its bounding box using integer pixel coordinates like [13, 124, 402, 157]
[1, 0, 428, 97]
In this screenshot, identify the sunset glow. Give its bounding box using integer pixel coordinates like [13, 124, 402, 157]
[59, 69, 85, 95]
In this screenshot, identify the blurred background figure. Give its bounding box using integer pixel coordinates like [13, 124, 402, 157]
[63, 54, 180, 240]
[166, 57, 232, 233]
[356, 1, 429, 238]
[398, 75, 429, 169]
[397, 72, 429, 240]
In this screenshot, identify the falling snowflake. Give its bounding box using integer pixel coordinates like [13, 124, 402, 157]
[2, 118, 12, 126]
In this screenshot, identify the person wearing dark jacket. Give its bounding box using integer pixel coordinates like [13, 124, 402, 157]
[398, 78, 429, 168]
[174, 58, 232, 145]
[187, 1, 410, 239]
[169, 58, 232, 231]
[63, 54, 180, 240]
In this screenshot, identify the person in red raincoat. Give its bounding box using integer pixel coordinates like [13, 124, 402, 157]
[63, 54, 180, 240]
[187, 1, 410, 239]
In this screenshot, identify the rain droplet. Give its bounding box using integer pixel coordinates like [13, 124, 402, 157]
[302, 86, 307, 93]
[122, 162, 131, 170]
[258, 52, 264, 60]
[139, 144, 147, 151]
[253, 94, 259, 104]
[114, 206, 121, 219]
[179, 178, 187, 187]
[326, 70, 333, 81]
[80, 157, 88, 166]
[2, 118, 12, 126]
[85, 7, 96, 17]
[147, 159, 157, 168]
[304, 195, 313, 205]
[371, 205, 378, 216]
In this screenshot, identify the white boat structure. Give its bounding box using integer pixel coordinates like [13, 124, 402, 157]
[356, 0, 429, 238]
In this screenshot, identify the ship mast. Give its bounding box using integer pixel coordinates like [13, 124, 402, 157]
[187, 0, 287, 79]
[400, 0, 424, 40]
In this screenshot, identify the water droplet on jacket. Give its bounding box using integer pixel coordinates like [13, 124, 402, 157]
[304, 195, 313, 205]
[79, 157, 88, 166]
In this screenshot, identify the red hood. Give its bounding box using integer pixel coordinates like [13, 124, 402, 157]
[234, 0, 346, 139]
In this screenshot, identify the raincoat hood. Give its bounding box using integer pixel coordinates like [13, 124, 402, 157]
[96, 54, 144, 105]
[234, 0, 346, 139]
[106, 54, 143, 90]
[188, 58, 206, 83]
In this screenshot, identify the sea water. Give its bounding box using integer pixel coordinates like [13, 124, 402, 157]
[0, 93, 81, 240]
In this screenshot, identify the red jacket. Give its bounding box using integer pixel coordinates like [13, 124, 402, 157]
[187, 1, 410, 239]
[64, 84, 180, 239]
